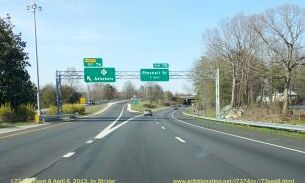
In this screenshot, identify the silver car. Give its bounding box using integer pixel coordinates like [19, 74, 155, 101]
[144, 109, 153, 116]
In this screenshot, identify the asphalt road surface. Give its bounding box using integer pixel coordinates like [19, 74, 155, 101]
[1, 102, 305, 183]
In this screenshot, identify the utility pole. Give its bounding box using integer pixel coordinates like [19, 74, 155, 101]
[26, 3, 42, 122]
[87, 84, 90, 104]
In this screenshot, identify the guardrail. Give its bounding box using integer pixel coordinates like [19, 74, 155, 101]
[183, 112, 305, 132]
[41, 113, 78, 122]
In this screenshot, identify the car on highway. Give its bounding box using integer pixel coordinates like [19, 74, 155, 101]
[88, 100, 95, 105]
[144, 109, 153, 116]
[174, 106, 179, 110]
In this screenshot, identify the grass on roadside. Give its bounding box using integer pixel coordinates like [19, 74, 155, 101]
[185, 108, 198, 115]
[281, 119, 305, 125]
[131, 100, 166, 112]
[187, 106, 305, 125]
[84, 104, 107, 115]
[184, 110, 305, 140]
[186, 107, 216, 117]
[0, 122, 36, 128]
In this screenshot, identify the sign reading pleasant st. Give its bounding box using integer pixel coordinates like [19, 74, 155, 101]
[83, 58, 103, 67]
[140, 69, 169, 81]
[84, 68, 116, 83]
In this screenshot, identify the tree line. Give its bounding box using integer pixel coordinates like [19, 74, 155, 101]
[0, 15, 37, 122]
[193, 4, 305, 117]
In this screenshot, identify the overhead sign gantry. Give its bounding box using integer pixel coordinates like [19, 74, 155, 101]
[55, 58, 220, 118]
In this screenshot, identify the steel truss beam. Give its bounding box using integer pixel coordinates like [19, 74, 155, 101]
[56, 70, 197, 80]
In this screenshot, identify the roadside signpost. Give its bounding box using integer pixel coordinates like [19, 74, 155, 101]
[153, 63, 169, 68]
[79, 97, 86, 104]
[140, 68, 169, 81]
[83, 58, 103, 67]
[131, 98, 140, 104]
[84, 67, 116, 83]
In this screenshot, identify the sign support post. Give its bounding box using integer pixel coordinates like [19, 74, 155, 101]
[215, 68, 220, 119]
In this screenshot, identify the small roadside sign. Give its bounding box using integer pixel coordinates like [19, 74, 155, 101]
[80, 97, 86, 104]
[83, 58, 103, 67]
[153, 63, 169, 68]
[132, 98, 140, 104]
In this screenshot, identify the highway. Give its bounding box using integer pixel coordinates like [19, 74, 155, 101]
[1, 102, 305, 183]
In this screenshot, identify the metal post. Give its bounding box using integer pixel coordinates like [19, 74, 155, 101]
[215, 68, 220, 119]
[56, 70, 62, 115]
[33, 9, 41, 120]
[87, 84, 90, 104]
[27, 3, 42, 122]
[56, 70, 59, 115]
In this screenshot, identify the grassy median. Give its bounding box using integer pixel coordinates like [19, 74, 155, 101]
[84, 104, 107, 115]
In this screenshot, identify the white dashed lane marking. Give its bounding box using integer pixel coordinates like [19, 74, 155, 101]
[62, 152, 75, 158]
[175, 136, 186, 143]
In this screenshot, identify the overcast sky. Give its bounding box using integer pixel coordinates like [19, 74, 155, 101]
[1, 0, 304, 93]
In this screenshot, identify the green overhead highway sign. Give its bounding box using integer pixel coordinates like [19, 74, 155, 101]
[153, 63, 169, 68]
[84, 67, 116, 83]
[83, 58, 103, 67]
[140, 69, 169, 81]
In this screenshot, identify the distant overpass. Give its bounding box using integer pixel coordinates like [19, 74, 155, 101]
[174, 95, 196, 105]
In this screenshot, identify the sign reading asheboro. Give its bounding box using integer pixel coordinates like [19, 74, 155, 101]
[84, 67, 116, 83]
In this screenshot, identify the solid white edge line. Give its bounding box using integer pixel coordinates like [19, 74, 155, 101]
[172, 111, 305, 155]
[161, 126, 166, 130]
[20, 178, 36, 183]
[62, 152, 75, 158]
[175, 136, 186, 143]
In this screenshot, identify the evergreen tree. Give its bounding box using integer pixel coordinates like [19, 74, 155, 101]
[0, 15, 36, 109]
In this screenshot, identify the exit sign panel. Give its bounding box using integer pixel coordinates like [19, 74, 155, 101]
[140, 69, 169, 81]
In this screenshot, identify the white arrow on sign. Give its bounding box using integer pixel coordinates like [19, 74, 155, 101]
[87, 76, 92, 81]
[101, 69, 107, 76]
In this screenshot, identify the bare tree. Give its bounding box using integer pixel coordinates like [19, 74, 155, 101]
[122, 81, 136, 99]
[206, 14, 261, 108]
[64, 67, 80, 90]
[142, 83, 164, 104]
[251, 5, 305, 114]
[89, 83, 104, 101]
